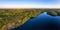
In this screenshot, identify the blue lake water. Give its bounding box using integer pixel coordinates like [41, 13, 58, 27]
[12, 12, 60, 30]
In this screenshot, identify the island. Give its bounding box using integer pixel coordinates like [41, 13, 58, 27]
[47, 10, 60, 16]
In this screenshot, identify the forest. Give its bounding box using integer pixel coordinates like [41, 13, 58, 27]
[0, 9, 43, 30]
[0, 9, 60, 30]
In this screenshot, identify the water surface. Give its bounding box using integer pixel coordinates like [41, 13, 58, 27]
[12, 12, 60, 30]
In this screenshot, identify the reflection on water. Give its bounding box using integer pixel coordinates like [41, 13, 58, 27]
[12, 12, 60, 30]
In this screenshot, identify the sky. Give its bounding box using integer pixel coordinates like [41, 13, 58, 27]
[0, 0, 60, 8]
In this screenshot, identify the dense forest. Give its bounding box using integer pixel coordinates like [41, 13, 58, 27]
[0, 9, 43, 30]
[47, 10, 60, 16]
[0, 9, 60, 30]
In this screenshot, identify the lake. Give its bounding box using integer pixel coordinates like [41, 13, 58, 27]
[12, 12, 60, 30]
